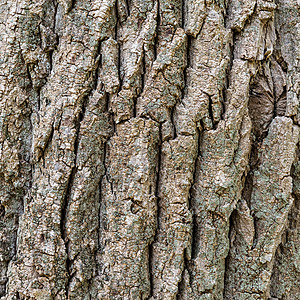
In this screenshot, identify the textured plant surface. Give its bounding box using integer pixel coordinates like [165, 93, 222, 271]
[0, 0, 299, 299]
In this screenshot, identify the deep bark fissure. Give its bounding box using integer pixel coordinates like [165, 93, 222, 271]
[40, 126, 54, 168]
[60, 91, 89, 295]
[223, 208, 237, 298]
[25, 64, 33, 89]
[153, 0, 160, 60]
[181, 34, 191, 104]
[138, 45, 147, 110]
[170, 106, 177, 139]
[176, 248, 189, 299]
[155, 124, 162, 231]
[61, 169, 75, 296]
[188, 125, 202, 266]
[190, 213, 199, 261]
[148, 242, 154, 298]
[69, 0, 76, 12]
[114, 1, 119, 41]
[148, 122, 162, 298]
[94, 45, 102, 90]
[207, 94, 216, 130]
[125, 0, 131, 17]
[181, 0, 186, 29]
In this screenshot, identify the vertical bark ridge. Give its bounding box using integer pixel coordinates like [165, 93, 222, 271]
[137, 2, 194, 296]
[224, 0, 300, 298]
[93, 1, 160, 299]
[65, 90, 112, 299]
[5, 1, 117, 298]
[187, 59, 252, 299]
[269, 143, 300, 299]
[224, 117, 299, 299]
[0, 0, 57, 297]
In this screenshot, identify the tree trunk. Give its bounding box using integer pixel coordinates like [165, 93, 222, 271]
[0, 0, 299, 299]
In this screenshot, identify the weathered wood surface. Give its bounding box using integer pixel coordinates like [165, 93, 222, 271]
[0, 0, 299, 299]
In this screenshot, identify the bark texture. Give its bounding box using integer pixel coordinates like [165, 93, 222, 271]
[0, 0, 299, 299]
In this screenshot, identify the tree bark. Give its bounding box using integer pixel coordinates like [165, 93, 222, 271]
[0, 0, 299, 299]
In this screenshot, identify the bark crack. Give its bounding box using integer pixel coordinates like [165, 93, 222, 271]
[148, 122, 162, 299]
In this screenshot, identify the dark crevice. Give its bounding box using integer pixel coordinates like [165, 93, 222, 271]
[60, 163, 77, 239]
[103, 97, 115, 194]
[200, 289, 213, 296]
[220, 88, 226, 120]
[105, 92, 110, 113]
[93, 42, 102, 90]
[186, 35, 191, 68]
[60, 94, 88, 296]
[139, 45, 147, 101]
[176, 248, 189, 299]
[103, 142, 114, 194]
[48, 50, 54, 75]
[148, 123, 162, 298]
[115, 0, 119, 41]
[52, 0, 58, 32]
[181, 0, 186, 29]
[97, 164, 103, 253]
[251, 216, 259, 250]
[171, 105, 177, 139]
[207, 95, 216, 130]
[223, 209, 237, 298]
[229, 32, 235, 71]
[242, 127, 260, 209]
[190, 214, 199, 260]
[188, 125, 202, 270]
[65, 242, 72, 298]
[273, 95, 278, 119]
[180, 34, 191, 105]
[115, 115, 130, 125]
[116, 39, 123, 92]
[155, 123, 162, 234]
[98, 139, 109, 247]
[153, 0, 160, 60]
[51, 0, 59, 48]
[124, 0, 131, 17]
[242, 169, 254, 209]
[274, 47, 287, 73]
[26, 64, 33, 89]
[224, 0, 229, 28]
[0, 205, 5, 219]
[133, 96, 137, 118]
[61, 168, 75, 298]
[242, 130, 260, 249]
[36, 87, 41, 111]
[40, 124, 54, 167]
[69, 0, 75, 12]
[148, 242, 154, 298]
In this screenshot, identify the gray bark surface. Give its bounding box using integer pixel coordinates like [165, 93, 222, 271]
[0, 0, 299, 299]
